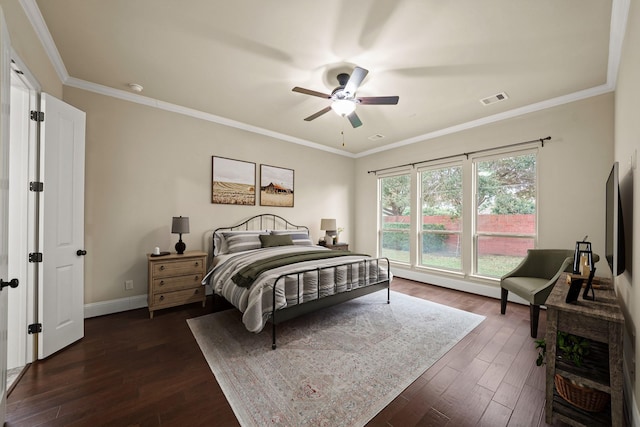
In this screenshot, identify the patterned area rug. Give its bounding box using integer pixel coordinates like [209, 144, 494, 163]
[187, 290, 485, 427]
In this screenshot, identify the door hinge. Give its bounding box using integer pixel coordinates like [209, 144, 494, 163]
[30, 181, 44, 192]
[30, 110, 44, 122]
[28, 323, 42, 334]
[29, 252, 43, 263]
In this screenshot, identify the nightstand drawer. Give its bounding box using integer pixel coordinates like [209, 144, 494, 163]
[153, 274, 203, 293]
[152, 287, 204, 307]
[152, 258, 205, 278]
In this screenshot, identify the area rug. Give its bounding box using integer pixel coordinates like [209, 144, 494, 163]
[187, 290, 485, 427]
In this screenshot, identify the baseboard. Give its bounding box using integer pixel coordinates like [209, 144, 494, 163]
[83, 286, 215, 318]
[84, 294, 148, 318]
[391, 266, 530, 305]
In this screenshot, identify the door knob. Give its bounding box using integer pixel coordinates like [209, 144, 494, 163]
[0, 278, 19, 291]
[77, 249, 87, 256]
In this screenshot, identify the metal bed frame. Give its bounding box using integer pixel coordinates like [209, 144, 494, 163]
[210, 214, 392, 349]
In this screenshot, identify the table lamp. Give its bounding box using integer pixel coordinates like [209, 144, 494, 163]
[172, 216, 190, 254]
[320, 218, 336, 244]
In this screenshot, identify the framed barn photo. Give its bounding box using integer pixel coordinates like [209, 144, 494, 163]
[211, 156, 256, 205]
[260, 164, 294, 207]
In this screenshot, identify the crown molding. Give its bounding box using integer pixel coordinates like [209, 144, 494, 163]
[21, 0, 628, 159]
[355, 83, 614, 158]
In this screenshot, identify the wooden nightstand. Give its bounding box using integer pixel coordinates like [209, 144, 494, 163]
[147, 251, 207, 318]
[324, 242, 349, 251]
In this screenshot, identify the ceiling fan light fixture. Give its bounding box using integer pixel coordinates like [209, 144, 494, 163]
[331, 99, 356, 116]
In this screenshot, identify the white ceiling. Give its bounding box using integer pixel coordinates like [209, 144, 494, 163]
[26, 0, 624, 156]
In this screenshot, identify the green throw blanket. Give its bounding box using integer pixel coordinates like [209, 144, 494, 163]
[232, 250, 366, 288]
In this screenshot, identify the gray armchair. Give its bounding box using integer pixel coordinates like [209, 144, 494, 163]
[500, 249, 579, 338]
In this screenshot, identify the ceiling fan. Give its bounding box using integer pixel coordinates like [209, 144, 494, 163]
[292, 66, 399, 128]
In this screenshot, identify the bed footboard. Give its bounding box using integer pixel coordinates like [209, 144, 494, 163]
[270, 257, 391, 349]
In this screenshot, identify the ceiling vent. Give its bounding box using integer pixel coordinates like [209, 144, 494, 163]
[480, 92, 508, 106]
[368, 133, 385, 141]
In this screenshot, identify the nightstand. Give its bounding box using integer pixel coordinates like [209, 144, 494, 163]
[147, 251, 207, 318]
[324, 242, 349, 251]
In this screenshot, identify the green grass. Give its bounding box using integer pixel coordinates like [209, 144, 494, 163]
[381, 248, 523, 278]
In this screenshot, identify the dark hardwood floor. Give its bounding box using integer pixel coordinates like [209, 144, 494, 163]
[6, 277, 562, 427]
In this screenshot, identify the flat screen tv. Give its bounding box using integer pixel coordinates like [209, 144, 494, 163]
[605, 162, 626, 277]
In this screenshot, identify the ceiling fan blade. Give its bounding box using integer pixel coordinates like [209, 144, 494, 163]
[358, 96, 399, 105]
[343, 66, 368, 96]
[347, 111, 363, 128]
[292, 87, 332, 99]
[304, 106, 332, 121]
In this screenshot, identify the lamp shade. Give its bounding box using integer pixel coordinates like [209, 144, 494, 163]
[331, 99, 356, 116]
[171, 216, 190, 234]
[320, 218, 336, 231]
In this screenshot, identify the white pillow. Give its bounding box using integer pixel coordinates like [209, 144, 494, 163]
[271, 229, 314, 246]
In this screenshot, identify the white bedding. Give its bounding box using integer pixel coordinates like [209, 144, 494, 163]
[202, 245, 391, 333]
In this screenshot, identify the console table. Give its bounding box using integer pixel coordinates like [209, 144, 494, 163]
[544, 273, 624, 426]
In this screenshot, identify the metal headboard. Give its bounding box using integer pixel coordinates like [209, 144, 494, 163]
[211, 214, 309, 259]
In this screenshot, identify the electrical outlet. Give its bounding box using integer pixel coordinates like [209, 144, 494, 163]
[125, 279, 134, 291]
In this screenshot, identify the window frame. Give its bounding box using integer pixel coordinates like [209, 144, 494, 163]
[417, 161, 464, 273]
[471, 148, 538, 279]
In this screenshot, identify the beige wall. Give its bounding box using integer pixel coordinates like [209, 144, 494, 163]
[0, 0, 61, 96]
[63, 87, 355, 303]
[355, 94, 614, 289]
[614, 0, 640, 415]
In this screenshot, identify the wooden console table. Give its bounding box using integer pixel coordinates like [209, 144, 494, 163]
[544, 273, 624, 426]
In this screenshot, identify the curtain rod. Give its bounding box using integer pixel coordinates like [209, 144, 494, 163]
[367, 136, 551, 175]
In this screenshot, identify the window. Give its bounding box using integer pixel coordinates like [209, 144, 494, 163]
[419, 164, 462, 271]
[379, 174, 411, 263]
[474, 152, 537, 278]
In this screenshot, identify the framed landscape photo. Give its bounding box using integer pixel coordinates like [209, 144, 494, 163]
[211, 156, 256, 205]
[260, 164, 294, 207]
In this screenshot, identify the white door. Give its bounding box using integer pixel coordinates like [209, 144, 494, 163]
[0, 5, 12, 424]
[38, 93, 86, 359]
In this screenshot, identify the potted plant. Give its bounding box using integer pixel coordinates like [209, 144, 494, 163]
[535, 332, 610, 412]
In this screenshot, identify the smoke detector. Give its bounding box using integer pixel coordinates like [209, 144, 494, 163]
[128, 83, 143, 93]
[480, 92, 508, 106]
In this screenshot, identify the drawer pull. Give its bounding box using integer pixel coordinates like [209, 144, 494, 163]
[195, 289, 199, 294]
[159, 295, 165, 301]
[194, 275, 199, 281]
[160, 265, 165, 271]
[159, 280, 164, 286]
[194, 261, 199, 267]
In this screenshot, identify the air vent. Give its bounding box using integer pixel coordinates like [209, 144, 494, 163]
[480, 92, 509, 106]
[368, 133, 385, 141]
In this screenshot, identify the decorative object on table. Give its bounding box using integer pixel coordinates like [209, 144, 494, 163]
[535, 332, 609, 413]
[572, 238, 594, 276]
[572, 238, 597, 300]
[259, 164, 294, 207]
[171, 216, 189, 255]
[320, 218, 336, 244]
[211, 156, 256, 205]
[565, 276, 583, 304]
[335, 227, 344, 243]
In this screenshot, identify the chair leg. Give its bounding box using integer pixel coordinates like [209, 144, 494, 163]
[500, 288, 508, 314]
[530, 304, 540, 338]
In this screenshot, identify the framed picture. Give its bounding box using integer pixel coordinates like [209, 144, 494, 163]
[260, 164, 294, 207]
[211, 156, 256, 205]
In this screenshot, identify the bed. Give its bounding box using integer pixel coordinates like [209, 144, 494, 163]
[202, 214, 391, 349]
